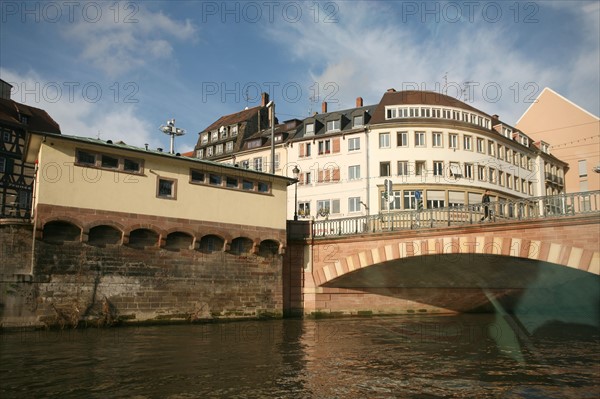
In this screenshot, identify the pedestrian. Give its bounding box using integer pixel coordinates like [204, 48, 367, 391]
[480, 189, 490, 221]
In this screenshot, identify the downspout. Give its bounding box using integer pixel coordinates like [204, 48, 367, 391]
[30, 159, 38, 276]
[365, 126, 370, 217]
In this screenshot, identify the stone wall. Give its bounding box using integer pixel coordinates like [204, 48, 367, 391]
[0, 223, 284, 329]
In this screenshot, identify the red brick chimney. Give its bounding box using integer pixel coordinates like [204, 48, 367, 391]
[261, 92, 269, 107]
[322, 101, 327, 113]
[387, 88, 396, 93]
[356, 97, 363, 107]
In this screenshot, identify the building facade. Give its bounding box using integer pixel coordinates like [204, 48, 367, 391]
[516, 87, 600, 193]
[0, 79, 61, 219]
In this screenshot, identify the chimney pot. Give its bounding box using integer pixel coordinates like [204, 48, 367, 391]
[261, 92, 269, 107]
[356, 97, 363, 107]
[322, 101, 327, 113]
[387, 88, 396, 93]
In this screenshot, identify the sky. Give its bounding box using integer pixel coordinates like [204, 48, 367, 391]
[1, 0, 599, 153]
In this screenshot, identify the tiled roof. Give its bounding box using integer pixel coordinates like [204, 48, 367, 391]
[0, 98, 61, 133]
[293, 104, 375, 140]
[369, 90, 490, 124]
[200, 105, 262, 133]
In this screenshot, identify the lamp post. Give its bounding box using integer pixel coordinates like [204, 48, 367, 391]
[293, 165, 300, 221]
[159, 119, 186, 154]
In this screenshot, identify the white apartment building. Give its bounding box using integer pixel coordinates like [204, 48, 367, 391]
[194, 90, 568, 221]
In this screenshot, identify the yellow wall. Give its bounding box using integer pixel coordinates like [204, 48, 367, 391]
[34, 137, 289, 230]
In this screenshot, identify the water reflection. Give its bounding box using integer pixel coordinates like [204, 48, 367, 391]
[1, 315, 598, 398]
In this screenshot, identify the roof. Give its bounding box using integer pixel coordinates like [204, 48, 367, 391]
[369, 90, 490, 124]
[24, 132, 296, 184]
[0, 98, 61, 134]
[293, 104, 375, 140]
[200, 105, 262, 133]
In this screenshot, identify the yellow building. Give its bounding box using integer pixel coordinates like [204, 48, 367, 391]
[24, 132, 294, 252]
[516, 87, 600, 193]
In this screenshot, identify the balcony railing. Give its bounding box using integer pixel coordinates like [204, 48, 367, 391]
[311, 191, 600, 238]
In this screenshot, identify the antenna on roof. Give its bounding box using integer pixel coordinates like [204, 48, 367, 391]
[245, 87, 250, 109]
[159, 118, 186, 154]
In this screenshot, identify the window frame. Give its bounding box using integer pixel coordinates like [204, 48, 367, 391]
[157, 177, 177, 200]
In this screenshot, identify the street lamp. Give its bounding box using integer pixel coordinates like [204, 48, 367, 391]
[293, 165, 300, 221]
[159, 119, 186, 154]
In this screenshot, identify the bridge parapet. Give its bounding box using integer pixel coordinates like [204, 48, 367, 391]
[311, 191, 600, 238]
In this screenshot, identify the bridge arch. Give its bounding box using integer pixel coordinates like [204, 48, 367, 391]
[319, 235, 600, 285]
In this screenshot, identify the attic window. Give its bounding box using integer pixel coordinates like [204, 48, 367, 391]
[305, 123, 314, 136]
[247, 139, 262, 149]
[211, 131, 218, 142]
[274, 135, 283, 143]
[19, 115, 28, 124]
[353, 115, 364, 127]
[231, 125, 238, 136]
[326, 119, 340, 132]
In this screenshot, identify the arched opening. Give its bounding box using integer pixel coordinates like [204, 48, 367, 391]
[128, 228, 159, 249]
[229, 237, 254, 255]
[258, 239, 280, 257]
[42, 221, 81, 244]
[88, 225, 121, 246]
[165, 231, 193, 251]
[198, 234, 225, 254]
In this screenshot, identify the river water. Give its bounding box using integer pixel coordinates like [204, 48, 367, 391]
[1, 315, 598, 398]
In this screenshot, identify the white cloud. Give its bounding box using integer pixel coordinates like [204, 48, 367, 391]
[265, 1, 598, 123]
[1, 68, 163, 149]
[63, 3, 198, 78]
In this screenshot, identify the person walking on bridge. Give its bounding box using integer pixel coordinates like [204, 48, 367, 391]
[480, 189, 491, 222]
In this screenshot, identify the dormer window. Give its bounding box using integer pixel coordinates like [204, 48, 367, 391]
[230, 125, 238, 136]
[353, 115, 364, 127]
[274, 135, 283, 143]
[211, 131, 218, 142]
[196, 149, 203, 159]
[220, 127, 228, 139]
[386, 108, 397, 119]
[305, 123, 314, 136]
[19, 115, 28, 124]
[201, 133, 209, 144]
[326, 119, 340, 132]
[247, 139, 262, 149]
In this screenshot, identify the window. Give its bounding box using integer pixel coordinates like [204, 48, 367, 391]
[209, 174, 222, 186]
[190, 170, 205, 183]
[397, 161, 408, 176]
[220, 128, 228, 139]
[211, 131, 218, 142]
[317, 199, 340, 215]
[326, 119, 340, 132]
[274, 153, 280, 170]
[397, 131, 408, 147]
[247, 139, 262, 149]
[505, 148, 511, 162]
[427, 199, 445, 208]
[415, 131, 425, 147]
[507, 174, 513, 189]
[488, 141, 495, 157]
[226, 141, 234, 153]
[477, 138, 485, 153]
[415, 161, 426, 176]
[498, 171, 504, 187]
[215, 144, 223, 155]
[258, 182, 270, 193]
[318, 140, 331, 155]
[404, 191, 417, 210]
[433, 161, 444, 176]
[2, 130, 12, 142]
[305, 123, 314, 135]
[196, 149, 203, 159]
[305, 172, 312, 184]
[379, 133, 390, 148]
[478, 165, 486, 181]
[353, 115, 364, 127]
[463, 135, 472, 151]
[464, 163, 473, 179]
[348, 137, 360, 151]
[123, 159, 140, 173]
[253, 157, 263, 171]
[488, 168, 496, 183]
[348, 197, 361, 213]
[513, 152, 519, 166]
[449, 162, 462, 178]
[298, 202, 311, 218]
[206, 146, 214, 157]
[76, 150, 96, 165]
[498, 146, 505, 160]
[0, 157, 5, 173]
[514, 176, 520, 191]
[201, 133, 209, 144]
[231, 125, 238, 136]
[386, 108, 397, 119]
[449, 134, 458, 149]
[348, 165, 361, 180]
[157, 178, 176, 199]
[241, 160, 250, 169]
[578, 160, 587, 177]
[242, 180, 254, 190]
[305, 143, 312, 157]
[226, 177, 238, 189]
[432, 132, 443, 147]
[380, 162, 391, 177]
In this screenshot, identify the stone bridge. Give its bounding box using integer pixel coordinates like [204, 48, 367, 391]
[284, 192, 600, 321]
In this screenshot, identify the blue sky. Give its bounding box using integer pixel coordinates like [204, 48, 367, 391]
[1, 0, 599, 152]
